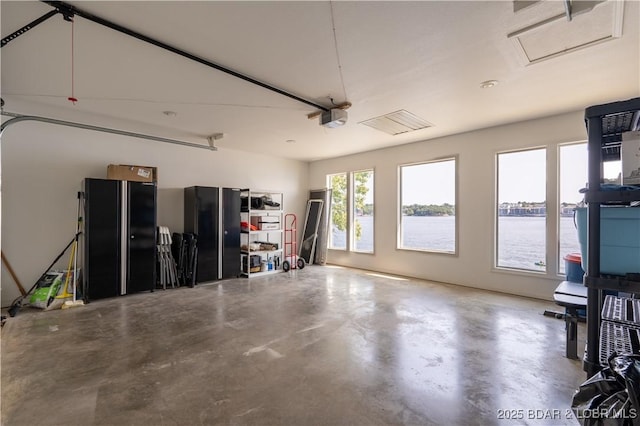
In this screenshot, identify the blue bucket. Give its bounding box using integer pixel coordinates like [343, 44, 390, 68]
[564, 253, 584, 283]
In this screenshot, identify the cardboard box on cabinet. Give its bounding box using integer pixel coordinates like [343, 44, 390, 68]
[107, 164, 158, 183]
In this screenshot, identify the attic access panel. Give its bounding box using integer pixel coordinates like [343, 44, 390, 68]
[508, 0, 623, 65]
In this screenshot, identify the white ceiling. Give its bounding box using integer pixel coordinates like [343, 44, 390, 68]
[1, 0, 639, 161]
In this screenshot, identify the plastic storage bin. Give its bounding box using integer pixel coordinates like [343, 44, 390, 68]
[575, 207, 640, 275]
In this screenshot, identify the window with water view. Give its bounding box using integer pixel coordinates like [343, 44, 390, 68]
[352, 170, 374, 252]
[399, 159, 456, 253]
[497, 148, 546, 272]
[559, 143, 587, 274]
[328, 170, 375, 252]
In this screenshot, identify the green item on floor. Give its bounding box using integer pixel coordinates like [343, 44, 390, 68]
[29, 272, 64, 309]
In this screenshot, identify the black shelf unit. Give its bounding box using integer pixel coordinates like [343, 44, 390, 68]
[583, 97, 640, 377]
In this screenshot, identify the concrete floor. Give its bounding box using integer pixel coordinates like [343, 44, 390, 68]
[1, 265, 586, 426]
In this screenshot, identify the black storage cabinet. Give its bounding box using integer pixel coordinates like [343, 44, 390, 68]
[83, 178, 157, 301]
[184, 186, 241, 283]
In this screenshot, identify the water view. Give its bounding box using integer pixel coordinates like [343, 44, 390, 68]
[332, 215, 582, 273]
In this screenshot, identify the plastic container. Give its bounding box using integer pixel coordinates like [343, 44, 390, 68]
[575, 207, 640, 275]
[564, 253, 585, 283]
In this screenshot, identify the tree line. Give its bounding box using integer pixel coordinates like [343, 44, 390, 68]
[355, 203, 456, 216]
[402, 203, 455, 216]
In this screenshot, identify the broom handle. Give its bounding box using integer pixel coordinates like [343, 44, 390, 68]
[73, 193, 82, 302]
[59, 242, 76, 297]
[1, 251, 27, 296]
[73, 241, 78, 301]
[46, 235, 78, 276]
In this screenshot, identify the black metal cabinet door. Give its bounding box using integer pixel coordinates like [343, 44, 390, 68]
[127, 181, 157, 293]
[196, 187, 219, 282]
[184, 186, 219, 283]
[84, 179, 121, 300]
[222, 188, 241, 278]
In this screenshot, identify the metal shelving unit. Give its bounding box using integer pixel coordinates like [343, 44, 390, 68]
[240, 189, 284, 278]
[583, 97, 640, 377]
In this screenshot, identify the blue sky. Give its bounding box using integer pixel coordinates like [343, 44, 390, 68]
[401, 159, 455, 205]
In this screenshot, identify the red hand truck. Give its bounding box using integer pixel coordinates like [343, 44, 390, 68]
[282, 214, 305, 272]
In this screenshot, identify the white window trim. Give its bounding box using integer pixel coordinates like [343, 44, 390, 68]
[494, 146, 548, 274]
[556, 140, 587, 278]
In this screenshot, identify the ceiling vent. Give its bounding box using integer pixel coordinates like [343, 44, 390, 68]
[359, 110, 433, 136]
[508, 0, 623, 65]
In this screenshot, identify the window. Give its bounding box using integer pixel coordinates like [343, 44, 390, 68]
[604, 160, 622, 183]
[558, 143, 587, 274]
[328, 173, 347, 250]
[327, 170, 375, 252]
[352, 170, 374, 253]
[399, 158, 456, 253]
[496, 148, 546, 272]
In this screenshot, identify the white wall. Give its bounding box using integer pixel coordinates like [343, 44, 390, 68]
[1, 107, 589, 306]
[1, 116, 309, 307]
[309, 110, 587, 301]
